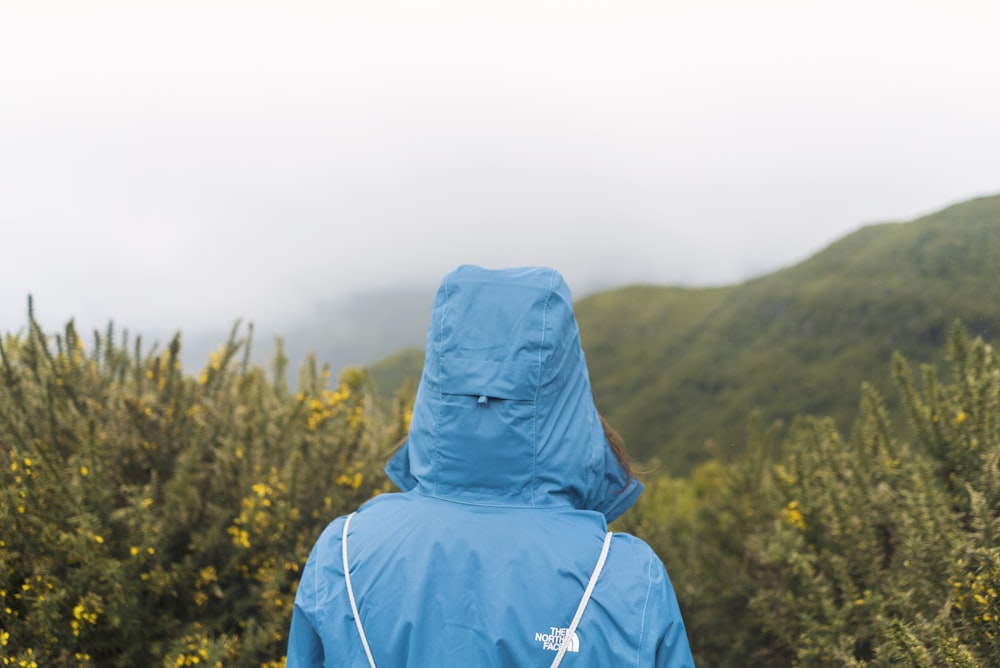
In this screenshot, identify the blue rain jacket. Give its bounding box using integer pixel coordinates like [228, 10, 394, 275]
[287, 266, 694, 667]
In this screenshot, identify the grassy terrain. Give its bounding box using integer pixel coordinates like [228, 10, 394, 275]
[582, 194, 1000, 471]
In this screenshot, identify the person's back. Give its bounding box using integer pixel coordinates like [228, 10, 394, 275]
[287, 265, 695, 666]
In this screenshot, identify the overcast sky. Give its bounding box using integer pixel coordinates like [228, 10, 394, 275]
[2, 0, 999, 339]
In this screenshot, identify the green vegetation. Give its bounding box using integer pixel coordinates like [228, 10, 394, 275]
[580, 194, 1000, 472]
[367, 347, 423, 405]
[616, 322, 1000, 666]
[3, 193, 999, 665]
[0, 315, 395, 667]
[3, 313, 999, 665]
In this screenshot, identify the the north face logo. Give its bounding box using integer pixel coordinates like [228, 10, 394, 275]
[535, 627, 579, 652]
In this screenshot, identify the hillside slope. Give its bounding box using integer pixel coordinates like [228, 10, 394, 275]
[579, 194, 1000, 471]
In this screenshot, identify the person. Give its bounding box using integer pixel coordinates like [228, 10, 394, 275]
[286, 265, 695, 666]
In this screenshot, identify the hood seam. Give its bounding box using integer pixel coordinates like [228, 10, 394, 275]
[531, 268, 557, 509]
[428, 274, 454, 499]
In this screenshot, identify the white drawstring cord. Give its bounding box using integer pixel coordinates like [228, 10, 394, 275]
[550, 531, 613, 668]
[343, 513, 377, 668]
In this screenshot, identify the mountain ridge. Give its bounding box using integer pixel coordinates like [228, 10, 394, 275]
[581, 193, 1000, 470]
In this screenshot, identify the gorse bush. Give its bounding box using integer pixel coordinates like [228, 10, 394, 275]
[3, 308, 998, 667]
[0, 313, 393, 667]
[623, 322, 1000, 667]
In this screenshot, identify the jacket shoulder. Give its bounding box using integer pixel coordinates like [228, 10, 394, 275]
[604, 532, 694, 666]
[608, 531, 670, 577]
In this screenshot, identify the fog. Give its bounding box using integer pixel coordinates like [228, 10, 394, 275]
[2, 0, 999, 343]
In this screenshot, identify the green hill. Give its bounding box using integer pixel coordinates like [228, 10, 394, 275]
[367, 193, 1000, 474]
[368, 346, 424, 398]
[579, 193, 1000, 472]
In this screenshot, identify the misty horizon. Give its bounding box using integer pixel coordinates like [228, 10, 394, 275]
[3, 1, 999, 344]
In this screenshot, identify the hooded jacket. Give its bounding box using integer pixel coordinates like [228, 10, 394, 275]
[286, 266, 694, 667]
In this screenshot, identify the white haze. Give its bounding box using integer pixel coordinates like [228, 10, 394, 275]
[2, 0, 999, 345]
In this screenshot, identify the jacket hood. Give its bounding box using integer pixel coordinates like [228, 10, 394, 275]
[386, 265, 642, 522]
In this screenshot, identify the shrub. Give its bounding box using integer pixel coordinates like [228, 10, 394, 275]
[624, 323, 1000, 666]
[0, 315, 392, 667]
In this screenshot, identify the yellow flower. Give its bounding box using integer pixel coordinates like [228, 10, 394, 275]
[198, 566, 217, 584]
[80, 466, 89, 477]
[337, 472, 365, 489]
[228, 526, 251, 549]
[782, 501, 807, 530]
